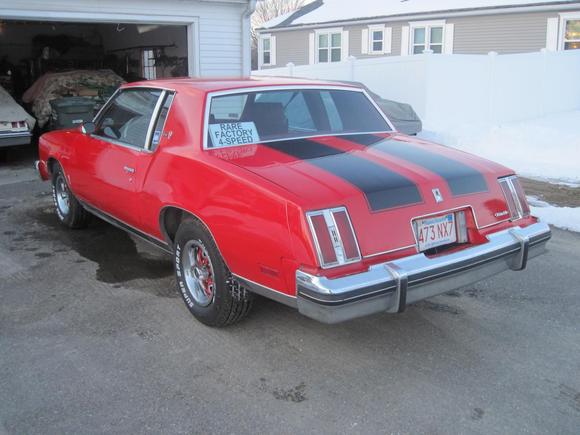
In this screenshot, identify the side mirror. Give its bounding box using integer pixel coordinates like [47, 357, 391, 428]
[81, 122, 96, 135]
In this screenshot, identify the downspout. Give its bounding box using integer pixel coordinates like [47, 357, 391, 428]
[242, 0, 257, 77]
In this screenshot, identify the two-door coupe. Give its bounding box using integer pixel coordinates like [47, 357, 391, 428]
[36, 78, 551, 326]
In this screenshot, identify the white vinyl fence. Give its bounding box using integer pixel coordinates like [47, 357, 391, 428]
[253, 50, 580, 129]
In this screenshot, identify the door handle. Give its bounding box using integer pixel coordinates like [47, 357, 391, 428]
[123, 166, 136, 174]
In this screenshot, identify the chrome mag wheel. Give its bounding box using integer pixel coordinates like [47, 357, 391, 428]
[55, 174, 70, 216]
[182, 240, 215, 307]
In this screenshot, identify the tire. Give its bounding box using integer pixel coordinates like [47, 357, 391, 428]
[174, 218, 253, 327]
[51, 163, 90, 229]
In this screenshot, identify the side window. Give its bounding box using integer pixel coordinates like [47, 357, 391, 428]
[95, 89, 162, 148]
[150, 92, 175, 151]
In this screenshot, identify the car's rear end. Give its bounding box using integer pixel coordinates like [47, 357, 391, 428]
[203, 82, 551, 323]
[0, 86, 35, 148]
[0, 120, 33, 148]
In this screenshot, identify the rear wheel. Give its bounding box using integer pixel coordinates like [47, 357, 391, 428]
[51, 163, 90, 229]
[174, 219, 253, 327]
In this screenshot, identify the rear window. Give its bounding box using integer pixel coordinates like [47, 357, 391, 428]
[206, 88, 390, 148]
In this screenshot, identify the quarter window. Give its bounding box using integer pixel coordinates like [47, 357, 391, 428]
[563, 19, 580, 50]
[95, 89, 162, 149]
[412, 24, 444, 54]
[318, 31, 342, 63]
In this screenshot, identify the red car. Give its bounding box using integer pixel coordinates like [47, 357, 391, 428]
[36, 78, 551, 326]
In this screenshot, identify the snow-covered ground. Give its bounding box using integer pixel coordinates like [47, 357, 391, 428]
[528, 196, 580, 233]
[419, 110, 580, 186]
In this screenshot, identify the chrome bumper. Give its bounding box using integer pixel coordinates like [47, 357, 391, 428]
[296, 222, 551, 324]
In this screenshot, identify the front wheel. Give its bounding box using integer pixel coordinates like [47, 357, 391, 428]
[174, 219, 253, 327]
[51, 163, 90, 229]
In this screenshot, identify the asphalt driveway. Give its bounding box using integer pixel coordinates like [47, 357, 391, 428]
[1, 153, 579, 435]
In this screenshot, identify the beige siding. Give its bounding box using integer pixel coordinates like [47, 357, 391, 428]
[450, 11, 563, 54]
[262, 29, 310, 68]
[348, 22, 403, 58]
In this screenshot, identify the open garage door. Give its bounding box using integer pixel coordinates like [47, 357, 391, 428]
[0, 19, 190, 132]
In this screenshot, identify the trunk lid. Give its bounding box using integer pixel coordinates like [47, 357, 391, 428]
[208, 133, 514, 257]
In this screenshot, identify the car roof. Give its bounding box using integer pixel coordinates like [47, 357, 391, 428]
[122, 76, 361, 94]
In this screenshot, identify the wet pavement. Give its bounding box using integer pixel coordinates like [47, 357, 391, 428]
[1, 148, 579, 434]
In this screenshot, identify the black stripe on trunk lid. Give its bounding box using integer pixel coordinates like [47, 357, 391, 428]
[344, 134, 488, 196]
[263, 139, 422, 211]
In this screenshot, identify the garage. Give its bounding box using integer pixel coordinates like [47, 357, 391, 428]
[0, 0, 254, 148]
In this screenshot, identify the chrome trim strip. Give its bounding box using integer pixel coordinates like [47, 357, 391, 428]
[233, 274, 297, 308]
[202, 84, 396, 150]
[81, 201, 172, 254]
[144, 90, 167, 151]
[363, 244, 417, 259]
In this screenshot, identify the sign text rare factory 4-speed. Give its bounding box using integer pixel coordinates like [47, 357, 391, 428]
[36, 78, 551, 326]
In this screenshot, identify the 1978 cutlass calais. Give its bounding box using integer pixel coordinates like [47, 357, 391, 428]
[36, 78, 551, 326]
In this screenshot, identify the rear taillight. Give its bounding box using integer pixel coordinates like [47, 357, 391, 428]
[306, 207, 361, 268]
[498, 176, 531, 220]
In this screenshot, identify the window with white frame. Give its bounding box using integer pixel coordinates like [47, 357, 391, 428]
[410, 21, 445, 54]
[317, 29, 342, 63]
[142, 49, 157, 80]
[369, 25, 384, 54]
[262, 36, 272, 65]
[561, 16, 580, 50]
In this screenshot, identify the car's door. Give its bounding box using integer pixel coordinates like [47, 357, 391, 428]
[73, 88, 164, 226]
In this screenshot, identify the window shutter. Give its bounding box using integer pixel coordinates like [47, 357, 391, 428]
[444, 23, 454, 54]
[385, 27, 393, 54]
[401, 26, 410, 56]
[546, 17, 559, 51]
[342, 30, 349, 60]
[270, 35, 277, 66]
[257, 36, 264, 69]
[309, 32, 315, 64]
[361, 28, 369, 54]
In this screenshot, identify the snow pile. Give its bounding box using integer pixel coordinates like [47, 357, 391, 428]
[264, 0, 567, 27]
[527, 196, 580, 233]
[419, 111, 580, 185]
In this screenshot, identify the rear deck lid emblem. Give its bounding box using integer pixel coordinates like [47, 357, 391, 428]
[432, 188, 444, 203]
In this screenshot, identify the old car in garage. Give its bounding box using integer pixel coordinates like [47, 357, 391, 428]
[35, 77, 551, 326]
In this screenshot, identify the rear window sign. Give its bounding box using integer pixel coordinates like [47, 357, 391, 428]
[209, 122, 260, 148]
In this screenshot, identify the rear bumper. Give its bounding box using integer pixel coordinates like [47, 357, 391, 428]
[296, 222, 551, 324]
[0, 131, 32, 148]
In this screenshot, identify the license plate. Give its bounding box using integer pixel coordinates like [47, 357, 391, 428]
[415, 213, 457, 252]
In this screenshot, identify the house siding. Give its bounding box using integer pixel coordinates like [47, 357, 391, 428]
[258, 8, 580, 68]
[267, 29, 311, 68]
[449, 11, 560, 54]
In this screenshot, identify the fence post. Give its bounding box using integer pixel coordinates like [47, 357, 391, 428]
[286, 62, 295, 77]
[487, 51, 498, 126]
[348, 56, 356, 81]
[540, 48, 548, 117]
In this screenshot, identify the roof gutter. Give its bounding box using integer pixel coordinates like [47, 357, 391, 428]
[257, 1, 580, 32]
[242, 0, 257, 77]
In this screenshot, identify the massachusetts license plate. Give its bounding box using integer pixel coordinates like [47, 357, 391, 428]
[415, 213, 457, 252]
